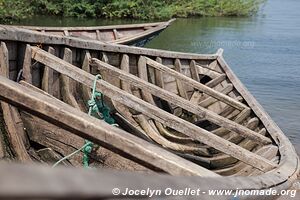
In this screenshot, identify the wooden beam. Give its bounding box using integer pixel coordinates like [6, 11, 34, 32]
[93, 59, 271, 145]
[0, 75, 216, 177]
[144, 56, 248, 111]
[31, 47, 276, 172]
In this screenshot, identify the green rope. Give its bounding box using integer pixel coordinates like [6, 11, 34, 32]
[52, 74, 115, 168]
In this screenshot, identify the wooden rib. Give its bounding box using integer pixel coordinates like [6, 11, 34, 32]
[137, 56, 198, 148]
[234, 145, 278, 176]
[196, 65, 220, 79]
[154, 57, 165, 88]
[63, 30, 69, 36]
[94, 58, 272, 145]
[214, 145, 278, 176]
[174, 59, 188, 99]
[95, 30, 101, 40]
[41, 46, 55, 95]
[205, 74, 227, 88]
[0, 42, 31, 162]
[113, 29, 120, 40]
[115, 54, 150, 139]
[0, 76, 217, 177]
[213, 108, 251, 137]
[199, 84, 233, 108]
[30, 47, 276, 171]
[189, 60, 200, 82]
[154, 122, 195, 143]
[22, 44, 32, 84]
[197, 60, 223, 74]
[60, 48, 80, 109]
[81, 51, 92, 104]
[135, 115, 210, 156]
[144, 57, 248, 111]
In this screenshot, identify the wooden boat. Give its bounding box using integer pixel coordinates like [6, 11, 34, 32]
[10, 19, 175, 46]
[0, 26, 298, 199]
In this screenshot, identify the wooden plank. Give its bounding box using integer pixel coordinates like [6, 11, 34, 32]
[60, 48, 80, 109]
[94, 58, 272, 145]
[0, 42, 31, 162]
[0, 76, 217, 177]
[174, 59, 188, 99]
[30, 47, 276, 171]
[144, 57, 248, 111]
[41, 46, 55, 94]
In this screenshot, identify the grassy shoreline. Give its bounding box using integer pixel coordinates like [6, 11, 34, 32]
[0, 0, 265, 23]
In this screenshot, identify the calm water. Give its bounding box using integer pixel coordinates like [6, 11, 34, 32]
[13, 0, 300, 154]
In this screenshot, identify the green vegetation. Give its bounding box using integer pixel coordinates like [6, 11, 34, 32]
[0, 0, 265, 23]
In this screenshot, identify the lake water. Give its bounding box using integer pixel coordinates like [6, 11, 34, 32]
[14, 0, 300, 154]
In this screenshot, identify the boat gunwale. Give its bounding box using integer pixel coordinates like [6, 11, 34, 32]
[0, 25, 217, 60]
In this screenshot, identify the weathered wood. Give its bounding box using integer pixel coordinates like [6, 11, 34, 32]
[205, 74, 227, 88]
[154, 57, 165, 88]
[120, 54, 131, 92]
[63, 30, 69, 36]
[144, 56, 248, 111]
[134, 115, 210, 156]
[14, 19, 175, 45]
[189, 60, 200, 82]
[93, 58, 272, 145]
[199, 84, 233, 108]
[60, 48, 80, 109]
[22, 44, 32, 84]
[95, 30, 101, 41]
[30, 47, 276, 171]
[0, 75, 217, 176]
[174, 59, 188, 99]
[41, 46, 55, 94]
[81, 51, 92, 104]
[0, 26, 217, 60]
[136, 56, 206, 155]
[15, 20, 173, 31]
[0, 42, 31, 162]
